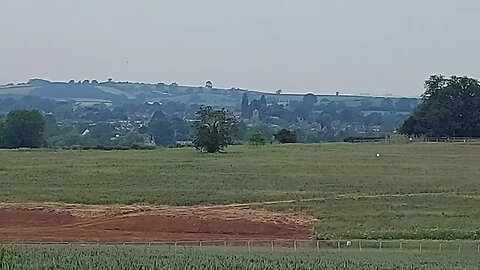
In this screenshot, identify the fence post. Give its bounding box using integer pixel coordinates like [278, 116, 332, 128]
[174, 242, 177, 253]
[458, 244, 461, 253]
[316, 241, 320, 252]
[379, 240, 382, 251]
[439, 243, 442, 252]
[337, 241, 340, 250]
[478, 244, 480, 253]
[359, 241, 362, 252]
[224, 241, 227, 247]
[247, 240, 251, 252]
[419, 243, 422, 252]
[271, 241, 274, 252]
[294, 240, 297, 252]
[399, 242, 402, 250]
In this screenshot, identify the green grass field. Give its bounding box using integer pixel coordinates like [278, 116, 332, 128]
[1, 245, 479, 270]
[1, 143, 479, 240]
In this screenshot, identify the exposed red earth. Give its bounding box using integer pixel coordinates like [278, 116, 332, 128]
[0, 203, 314, 243]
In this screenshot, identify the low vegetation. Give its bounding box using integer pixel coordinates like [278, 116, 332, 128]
[1, 143, 479, 240]
[0, 245, 478, 270]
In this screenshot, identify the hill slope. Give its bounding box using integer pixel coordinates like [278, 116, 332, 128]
[0, 79, 419, 110]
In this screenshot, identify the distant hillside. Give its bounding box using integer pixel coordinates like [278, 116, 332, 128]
[0, 79, 420, 111]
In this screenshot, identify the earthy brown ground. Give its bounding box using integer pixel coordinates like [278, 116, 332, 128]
[0, 203, 314, 243]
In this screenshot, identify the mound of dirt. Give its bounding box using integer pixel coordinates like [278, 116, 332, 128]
[0, 203, 314, 243]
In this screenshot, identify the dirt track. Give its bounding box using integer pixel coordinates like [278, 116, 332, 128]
[0, 203, 314, 243]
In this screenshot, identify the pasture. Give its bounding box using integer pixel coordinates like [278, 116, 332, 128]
[0, 143, 479, 240]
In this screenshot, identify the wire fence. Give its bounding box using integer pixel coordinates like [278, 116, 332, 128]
[347, 136, 480, 144]
[423, 137, 480, 143]
[4, 239, 480, 253]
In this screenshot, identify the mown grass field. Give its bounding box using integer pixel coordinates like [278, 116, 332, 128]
[0, 143, 479, 240]
[1, 245, 479, 270]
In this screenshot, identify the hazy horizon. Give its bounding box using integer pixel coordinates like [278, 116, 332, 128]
[2, 0, 480, 97]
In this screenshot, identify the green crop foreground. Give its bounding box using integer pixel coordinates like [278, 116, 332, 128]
[0, 245, 479, 270]
[0, 143, 479, 240]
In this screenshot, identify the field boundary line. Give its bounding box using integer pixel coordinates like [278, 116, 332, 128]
[1, 193, 477, 211]
[216, 192, 480, 208]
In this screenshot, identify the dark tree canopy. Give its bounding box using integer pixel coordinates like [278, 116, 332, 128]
[0, 110, 45, 148]
[249, 132, 266, 146]
[240, 93, 249, 119]
[303, 93, 318, 106]
[147, 111, 175, 146]
[303, 93, 318, 111]
[400, 75, 480, 137]
[275, 129, 297, 143]
[193, 106, 238, 153]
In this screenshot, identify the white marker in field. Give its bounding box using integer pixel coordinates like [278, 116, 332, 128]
[376, 153, 380, 157]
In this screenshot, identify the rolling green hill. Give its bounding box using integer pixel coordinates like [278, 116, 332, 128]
[0, 79, 420, 110]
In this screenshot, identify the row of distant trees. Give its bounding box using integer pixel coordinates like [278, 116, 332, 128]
[241, 92, 416, 120]
[0, 107, 299, 151]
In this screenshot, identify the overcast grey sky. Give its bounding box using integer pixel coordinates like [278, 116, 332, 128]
[1, 0, 479, 96]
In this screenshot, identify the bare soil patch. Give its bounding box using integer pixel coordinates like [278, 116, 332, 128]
[0, 203, 314, 243]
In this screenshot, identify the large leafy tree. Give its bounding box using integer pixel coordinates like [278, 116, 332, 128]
[193, 106, 238, 153]
[1, 110, 45, 148]
[147, 110, 175, 146]
[275, 129, 297, 143]
[400, 75, 480, 137]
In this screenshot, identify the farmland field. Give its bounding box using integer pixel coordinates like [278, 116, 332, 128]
[0, 143, 479, 240]
[0, 245, 479, 270]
